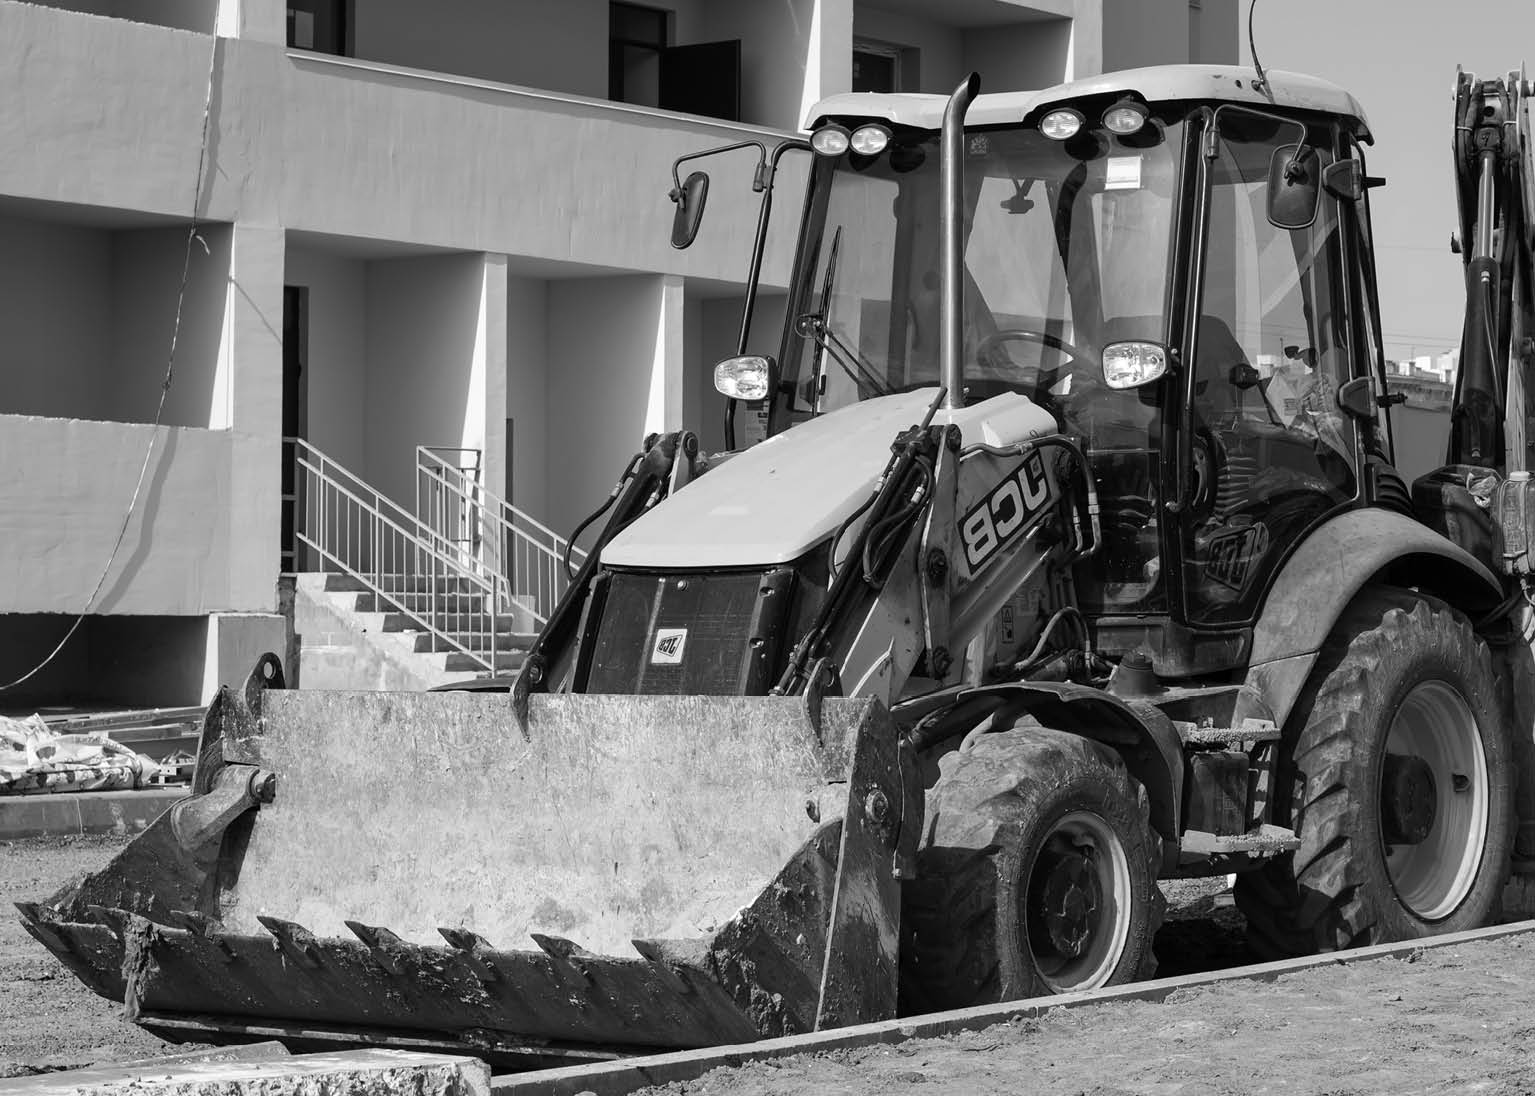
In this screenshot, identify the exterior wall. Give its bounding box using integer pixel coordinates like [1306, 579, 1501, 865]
[546, 276, 671, 537]
[506, 275, 551, 522]
[0, 416, 253, 614]
[853, 6, 964, 94]
[364, 253, 501, 508]
[110, 224, 231, 428]
[0, 213, 113, 421]
[284, 246, 369, 469]
[1192, 0, 1239, 66]
[1103, 0, 1238, 70]
[963, 19, 1075, 91]
[351, 0, 609, 100]
[27, 0, 213, 33]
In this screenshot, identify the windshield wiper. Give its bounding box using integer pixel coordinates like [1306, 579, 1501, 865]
[794, 227, 891, 398]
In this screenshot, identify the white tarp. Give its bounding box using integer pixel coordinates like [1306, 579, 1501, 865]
[0, 714, 162, 795]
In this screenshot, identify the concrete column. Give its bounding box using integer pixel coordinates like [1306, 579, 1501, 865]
[648, 275, 687, 438]
[478, 253, 510, 504]
[1068, 0, 1105, 80]
[800, 0, 855, 129]
[225, 221, 286, 612]
[218, 0, 287, 46]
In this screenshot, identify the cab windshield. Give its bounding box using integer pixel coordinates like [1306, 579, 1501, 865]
[773, 115, 1187, 427]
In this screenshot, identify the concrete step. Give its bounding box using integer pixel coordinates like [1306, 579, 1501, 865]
[407, 630, 535, 654]
[444, 650, 525, 672]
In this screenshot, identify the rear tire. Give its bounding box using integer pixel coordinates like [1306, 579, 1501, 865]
[901, 727, 1163, 1012]
[1236, 590, 1514, 957]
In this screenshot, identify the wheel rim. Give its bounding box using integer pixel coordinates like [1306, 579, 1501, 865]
[1022, 811, 1132, 992]
[1381, 680, 1489, 921]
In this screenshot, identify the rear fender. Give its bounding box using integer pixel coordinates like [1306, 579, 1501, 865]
[952, 682, 1184, 841]
[1238, 508, 1505, 731]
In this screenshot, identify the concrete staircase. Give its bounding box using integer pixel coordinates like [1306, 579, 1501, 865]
[293, 573, 538, 691]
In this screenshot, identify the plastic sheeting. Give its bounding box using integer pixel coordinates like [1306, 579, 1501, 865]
[0, 714, 162, 795]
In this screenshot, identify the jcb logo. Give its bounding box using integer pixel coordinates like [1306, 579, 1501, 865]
[650, 628, 688, 665]
[960, 451, 1051, 570]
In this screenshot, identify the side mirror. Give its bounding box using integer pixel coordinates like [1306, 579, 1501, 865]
[670, 171, 710, 250]
[1266, 144, 1321, 231]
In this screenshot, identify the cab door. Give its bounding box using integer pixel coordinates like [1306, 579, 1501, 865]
[1179, 108, 1361, 628]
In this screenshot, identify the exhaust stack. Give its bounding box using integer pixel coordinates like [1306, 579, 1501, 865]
[940, 72, 981, 411]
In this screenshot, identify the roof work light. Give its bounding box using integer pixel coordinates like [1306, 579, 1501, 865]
[1102, 99, 1150, 136]
[811, 125, 851, 156]
[1039, 108, 1084, 141]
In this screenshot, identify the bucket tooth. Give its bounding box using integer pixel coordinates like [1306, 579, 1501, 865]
[14, 903, 72, 955]
[630, 939, 697, 997]
[256, 915, 323, 970]
[168, 910, 236, 962]
[438, 927, 500, 984]
[530, 933, 595, 986]
[344, 921, 407, 976]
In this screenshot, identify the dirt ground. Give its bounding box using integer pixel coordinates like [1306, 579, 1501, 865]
[0, 836, 170, 1076]
[6, 836, 1531, 1094]
[644, 935, 1535, 1096]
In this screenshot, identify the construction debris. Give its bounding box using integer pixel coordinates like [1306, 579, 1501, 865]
[0, 715, 162, 796]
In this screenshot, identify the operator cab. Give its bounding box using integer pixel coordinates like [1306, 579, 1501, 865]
[767, 66, 1385, 672]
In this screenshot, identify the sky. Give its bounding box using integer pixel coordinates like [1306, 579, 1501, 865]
[1251, 0, 1535, 362]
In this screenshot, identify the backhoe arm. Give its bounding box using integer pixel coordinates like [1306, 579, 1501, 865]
[1449, 69, 1535, 471]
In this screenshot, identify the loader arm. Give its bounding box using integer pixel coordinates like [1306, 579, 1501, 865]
[511, 430, 698, 722]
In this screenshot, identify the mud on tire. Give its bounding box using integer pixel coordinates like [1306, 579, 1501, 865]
[1236, 589, 1514, 957]
[900, 726, 1164, 1013]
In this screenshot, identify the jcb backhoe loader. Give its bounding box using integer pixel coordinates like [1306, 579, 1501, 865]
[21, 62, 1535, 1067]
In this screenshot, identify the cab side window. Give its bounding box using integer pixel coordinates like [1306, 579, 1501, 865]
[1185, 111, 1358, 625]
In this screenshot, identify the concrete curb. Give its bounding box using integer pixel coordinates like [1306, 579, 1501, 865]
[0, 1049, 490, 1096]
[492, 918, 1535, 1096]
[0, 788, 184, 841]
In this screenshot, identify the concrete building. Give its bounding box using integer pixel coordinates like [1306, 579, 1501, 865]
[0, 0, 1236, 705]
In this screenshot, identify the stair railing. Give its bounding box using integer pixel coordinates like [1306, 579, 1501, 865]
[290, 438, 505, 673]
[415, 446, 584, 629]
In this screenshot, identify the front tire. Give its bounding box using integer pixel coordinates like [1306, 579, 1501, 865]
[901, 727, 1163, 1012]
[1236, 590, 1513, 957]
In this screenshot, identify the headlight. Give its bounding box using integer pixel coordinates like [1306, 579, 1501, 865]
[810, 125, 851, 157]
[1039, 108, 1084, 141]
[1101, 341, 1169, 389]
[849, 124, 892, 155]
[1102, 99, 1149, 136]
[714, 355, 776, 401]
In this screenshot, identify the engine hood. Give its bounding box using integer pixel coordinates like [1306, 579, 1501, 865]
[601, 389, 1057, 569]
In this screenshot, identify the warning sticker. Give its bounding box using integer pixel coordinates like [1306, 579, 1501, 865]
[1105, 156, 1143, 191]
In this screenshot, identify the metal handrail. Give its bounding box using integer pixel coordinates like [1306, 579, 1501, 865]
[415, 446, 585, 627]
[289, 437, 507, 673]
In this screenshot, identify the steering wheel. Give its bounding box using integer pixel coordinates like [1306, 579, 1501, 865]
[974, 329, 1097, 391]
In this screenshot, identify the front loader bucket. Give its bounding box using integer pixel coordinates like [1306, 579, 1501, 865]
[18, 657, 913, 1068]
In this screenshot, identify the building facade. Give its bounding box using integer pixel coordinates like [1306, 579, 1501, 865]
[0, 0, 1236, 705]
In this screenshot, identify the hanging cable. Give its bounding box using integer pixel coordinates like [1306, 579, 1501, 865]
[0, 37, 221, 693]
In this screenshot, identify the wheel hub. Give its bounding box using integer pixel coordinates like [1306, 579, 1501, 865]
[1031, 845, 1102, 958]
[1382, 751, 1438, 845]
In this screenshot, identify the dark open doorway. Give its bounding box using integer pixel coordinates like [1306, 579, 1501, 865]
[281, 286, 309, 572]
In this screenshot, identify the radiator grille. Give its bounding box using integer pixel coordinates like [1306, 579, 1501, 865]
[585, 570, 781, 695]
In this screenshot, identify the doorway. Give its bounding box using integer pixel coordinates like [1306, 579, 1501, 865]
[281, 286, 309, 572]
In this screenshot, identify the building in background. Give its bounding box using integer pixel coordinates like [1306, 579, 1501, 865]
[0, 0, 1237, 703]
